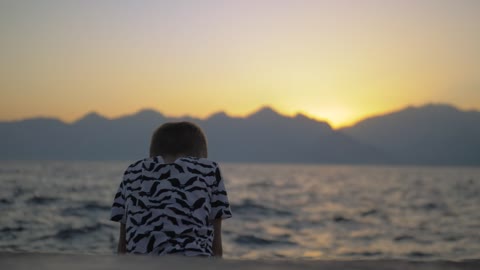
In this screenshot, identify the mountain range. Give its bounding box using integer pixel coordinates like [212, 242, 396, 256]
[1, 104, 479, 165]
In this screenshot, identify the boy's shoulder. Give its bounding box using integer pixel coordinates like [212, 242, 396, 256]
[124, 157, 148, 173]
[176, 156, 219, 169]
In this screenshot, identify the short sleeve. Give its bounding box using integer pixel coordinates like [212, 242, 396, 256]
[209, 165, 232, 221]
[110, 177, 127, 224]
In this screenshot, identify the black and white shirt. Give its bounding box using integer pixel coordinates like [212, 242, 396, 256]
[110, 156, 232, 256]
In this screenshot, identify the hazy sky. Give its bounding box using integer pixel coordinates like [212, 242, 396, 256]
[1, 0, 479, 127]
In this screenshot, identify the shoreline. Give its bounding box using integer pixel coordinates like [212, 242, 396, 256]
[1, 252, 479, 270]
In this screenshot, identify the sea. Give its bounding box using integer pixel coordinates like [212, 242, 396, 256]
[0, 161, 479, 261]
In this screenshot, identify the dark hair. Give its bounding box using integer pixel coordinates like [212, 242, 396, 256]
[149, 121, 208, 158]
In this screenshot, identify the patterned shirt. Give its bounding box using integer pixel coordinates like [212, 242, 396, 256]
[110, 156, 232, 256]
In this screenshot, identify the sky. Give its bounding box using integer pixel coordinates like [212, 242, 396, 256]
[1, 0, 479, 128]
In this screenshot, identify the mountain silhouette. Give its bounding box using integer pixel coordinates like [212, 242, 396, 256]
[1, 104, 479, 165]
[340, 104, 480, 165]
[74, 112, 108, 126]
[202, 107, 383, 163]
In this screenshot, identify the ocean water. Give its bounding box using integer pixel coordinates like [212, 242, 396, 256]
[0, 161, 479, 260]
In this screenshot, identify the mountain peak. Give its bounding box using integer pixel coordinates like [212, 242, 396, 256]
[114, 108, 165, 123]
[207, 111, 229, 120]
[133, 108, 164, 118]
[18, 117, 66, 127]
[75, 111, 108, 125]
[420, 103, 460, 112]
[294, 112, 311, 120]
[248, 106, 281, 119]
[399, 103, 459, 113]
[136, 108, 161, 115]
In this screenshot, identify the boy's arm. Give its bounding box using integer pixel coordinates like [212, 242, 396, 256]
[117, 223, 127, 254]
[212, 219, 223, 257]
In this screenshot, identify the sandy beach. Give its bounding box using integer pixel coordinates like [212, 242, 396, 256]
[0, 252, 479, 270]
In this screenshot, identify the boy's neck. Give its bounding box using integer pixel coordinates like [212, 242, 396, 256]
[162, 154, 187, 163]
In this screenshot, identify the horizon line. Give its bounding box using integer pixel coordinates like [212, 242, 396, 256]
[0, 102, 476, 129]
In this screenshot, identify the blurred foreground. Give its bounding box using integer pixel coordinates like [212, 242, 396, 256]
[0, 252, 479, 270]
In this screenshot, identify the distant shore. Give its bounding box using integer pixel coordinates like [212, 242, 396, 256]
[0, 252, 479, 270]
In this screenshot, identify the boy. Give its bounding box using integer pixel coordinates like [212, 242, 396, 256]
[110, 122, 232, 257]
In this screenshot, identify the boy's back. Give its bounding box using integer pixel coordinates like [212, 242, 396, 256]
[110, 156, 232, 256]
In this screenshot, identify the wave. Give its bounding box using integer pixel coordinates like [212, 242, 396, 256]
[393, 235, 416, 242]
[32, 223, 108, 242]
[54, 223, 105, 240]
[0, 226, 25, 233]
[234, 235, 295, 246]
[408, 251, 434, 258]
[83, 202, 111, 211]
[61, 202, 111, 217]
[360, 209, 379, 217]
[332, 215, 354, 223]
[231, 199, 292, 217]
[0, 198, 13, 205]
[342, 251, 383, 257]
[26, 196, 60, 205]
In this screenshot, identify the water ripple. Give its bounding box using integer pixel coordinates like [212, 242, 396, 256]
[1, 161, 479, 260]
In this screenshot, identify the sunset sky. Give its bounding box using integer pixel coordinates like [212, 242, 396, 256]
[1, 0, 479, 127]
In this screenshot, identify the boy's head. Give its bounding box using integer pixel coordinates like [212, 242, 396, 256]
[149, 121, 208, 158]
